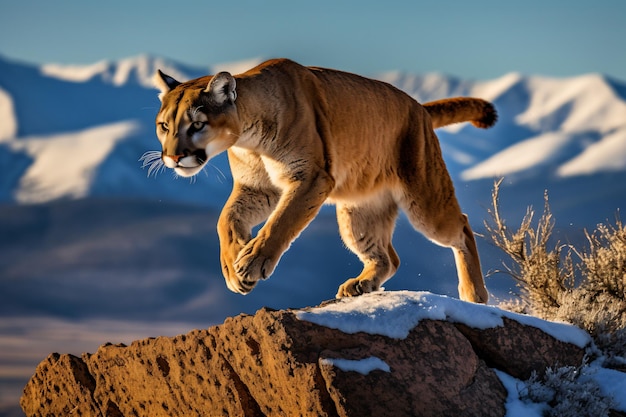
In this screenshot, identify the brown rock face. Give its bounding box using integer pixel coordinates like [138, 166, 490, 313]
[21, 299, 587, 417]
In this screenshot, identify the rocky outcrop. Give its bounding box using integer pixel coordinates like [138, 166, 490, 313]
[20, 292, 589, 417]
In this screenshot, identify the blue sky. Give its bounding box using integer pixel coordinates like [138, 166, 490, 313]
[0, 0, 625, 80]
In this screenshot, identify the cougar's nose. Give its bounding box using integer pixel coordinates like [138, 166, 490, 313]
[162, 153, 185, 168]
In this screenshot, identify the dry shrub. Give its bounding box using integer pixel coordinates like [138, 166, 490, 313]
[520, 362, 614, 417]
[484, 179, 626, 361]
[483, 179, 575, 318]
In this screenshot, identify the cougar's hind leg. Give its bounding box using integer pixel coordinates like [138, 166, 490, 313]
[401, 187, 488, 303]
[335, 195, 400, 298]
[396, 115, 488, 302]
[453, 214, 489, 303]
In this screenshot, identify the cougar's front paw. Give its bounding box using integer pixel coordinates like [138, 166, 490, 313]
[223, 261, 259, 295]
[336, 278, 380, 298]
[233, 237, 279, 290]
[220, 241, 257, 295]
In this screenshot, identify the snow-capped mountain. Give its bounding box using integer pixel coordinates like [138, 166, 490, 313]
[38, 54, 264, 89]
[380, 71, 626, 181]
[39, 55, 206, 88]
[0, 54, 235, 205]
[1, 53, 625, 208]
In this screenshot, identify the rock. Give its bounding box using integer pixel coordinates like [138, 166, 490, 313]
[20, 292, 589, 417]
[455, 317, 587, 380]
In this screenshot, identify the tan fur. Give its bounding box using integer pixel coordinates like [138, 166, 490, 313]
[152, 59, 497, 303]
[424, 97, 497, 129]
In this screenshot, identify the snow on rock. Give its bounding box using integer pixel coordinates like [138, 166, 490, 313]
[23, 292, 599, 417]
[21, 300, 511, 416]
[494, 370, 547, 417]
[9, 120, 140, 203]
[319, 356, 390, 375]
[296, 291, 591, 348]
[494, 359, 626, 416]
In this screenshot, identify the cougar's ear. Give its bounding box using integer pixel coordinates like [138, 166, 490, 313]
[153, 70, 181, 101]
[204, 72, 237, 105]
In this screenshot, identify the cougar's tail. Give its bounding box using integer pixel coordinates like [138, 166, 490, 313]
[423, 97, 497, 129]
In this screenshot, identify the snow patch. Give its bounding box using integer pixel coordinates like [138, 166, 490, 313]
[111, 55, 194, 88]
[587, 364, 626, 411]
[41, 60, 111, 83]
[319, 356, 390, 375]
[460, 132, 574, 180]
[40, 55, 208, 88]
[494, 370, 547, 417]
[440, 142, 476, 165]
[557, 128, 626, 177]
[474, 72, 526, 100]
[9, 120, 140, 203]
[0, 87, 17, 141]
[516, 74, 626, 133]
[495, 363, 626, 415]
[296, 291, 590, 347]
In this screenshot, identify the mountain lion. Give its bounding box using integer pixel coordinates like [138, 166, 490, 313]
[151, 59, 496, 303]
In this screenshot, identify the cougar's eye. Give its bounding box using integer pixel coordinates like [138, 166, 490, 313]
[192, 121, 207, 131]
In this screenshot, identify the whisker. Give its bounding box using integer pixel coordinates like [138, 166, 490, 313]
[139, 151, 161, 165]
[150, 161, 165, 177]
[139, 151, 165, 178]
[209, 163, 228, 183]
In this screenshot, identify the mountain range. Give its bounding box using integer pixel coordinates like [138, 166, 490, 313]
[2, 54, 625, 207]
[1, 53, 625, 414]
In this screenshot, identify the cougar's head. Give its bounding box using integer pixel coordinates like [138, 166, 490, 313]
[150, 70, 239, 177]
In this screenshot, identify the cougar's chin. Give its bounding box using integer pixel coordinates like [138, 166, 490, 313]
[173, 149, 207, 177]
[174, 165, 204, 177]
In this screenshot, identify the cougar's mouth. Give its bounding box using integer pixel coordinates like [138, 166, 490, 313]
[171, 149, 208, 177]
